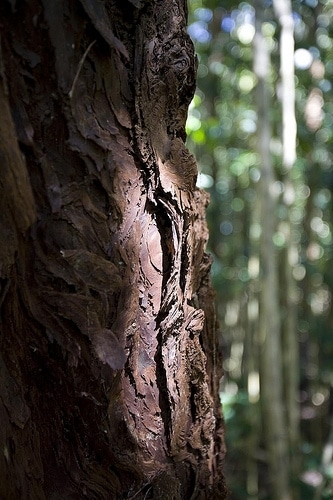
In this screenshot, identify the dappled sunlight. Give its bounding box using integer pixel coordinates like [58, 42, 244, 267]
[294, 48, 313, 69]
[248, 371, 260, 404]
[305, 88, 324, 131]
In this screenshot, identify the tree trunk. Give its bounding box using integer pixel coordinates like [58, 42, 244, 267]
[273, 0, 300, 484]
[253, 0, 291, 497]
[0, 1, 226, 498]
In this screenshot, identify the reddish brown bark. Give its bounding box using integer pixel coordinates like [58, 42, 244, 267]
[0, 0, 226, 498]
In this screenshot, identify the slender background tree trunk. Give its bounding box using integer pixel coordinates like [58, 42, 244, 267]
[273, 0, 300, 486]
[254, 0, 291, 497]
[0, 1, 226, 498]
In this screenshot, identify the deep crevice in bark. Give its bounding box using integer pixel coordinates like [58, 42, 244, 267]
[154, 326, 173, 453]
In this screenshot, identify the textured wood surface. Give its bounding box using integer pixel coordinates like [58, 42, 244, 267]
[0, 1, 226, 498]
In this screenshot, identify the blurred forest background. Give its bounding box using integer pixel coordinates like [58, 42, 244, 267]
[186, 0, 333, 498]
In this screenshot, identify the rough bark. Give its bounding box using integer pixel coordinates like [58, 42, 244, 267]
[0, 1, 226, 499]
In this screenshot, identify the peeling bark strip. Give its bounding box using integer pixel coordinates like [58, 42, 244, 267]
[0, 1, 226, 499]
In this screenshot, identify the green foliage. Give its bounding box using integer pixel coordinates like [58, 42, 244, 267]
[187, 0, 333, 497]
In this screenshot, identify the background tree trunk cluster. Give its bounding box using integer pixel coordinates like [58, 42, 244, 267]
[0, 0, 226, 498]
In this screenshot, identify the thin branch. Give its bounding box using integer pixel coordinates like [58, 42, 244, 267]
[69, 40, 96, 99]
